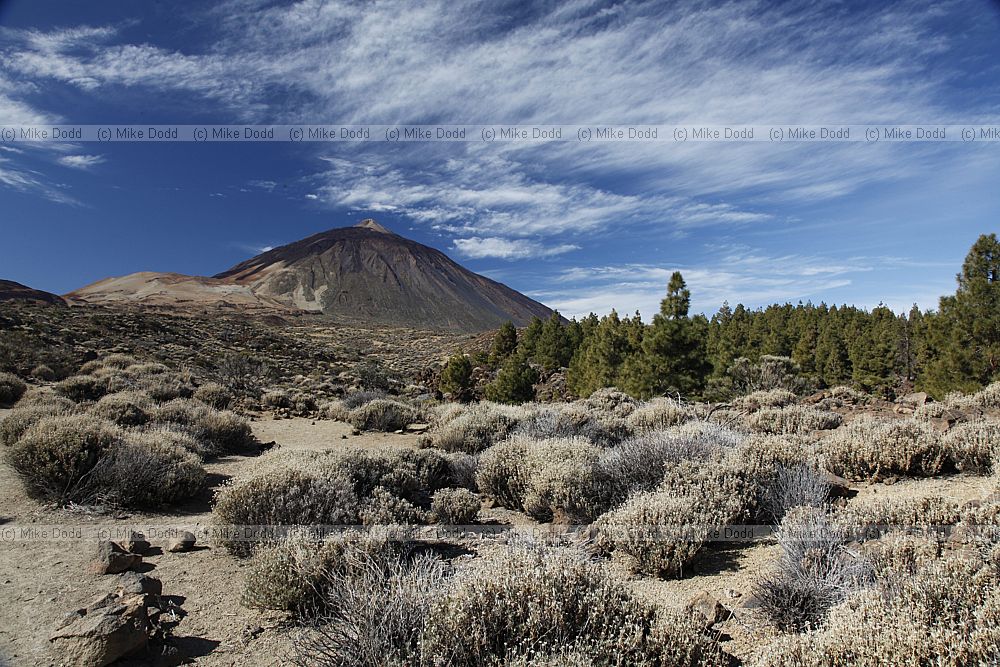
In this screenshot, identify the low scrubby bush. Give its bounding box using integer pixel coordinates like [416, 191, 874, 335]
[626, 398, 695, 432]
[754, 507, 870, 633]
[752, 548, 1000, 665]
[262, 389, 293, 409]
[348, 399, 419, 432]
[430, 488, 481, 524]
[747, 406, 842, 435]
[193, 382, 232, 409]
[823, 416, 946, 480]
[732, 389, 798, 412]
[942, 419, 1000, 473]
[89, 391, 154, 426]
[477, 437, 608, 523]
[30, 364, 56, 381]
[152, 398, 252, 455]
[427, 402, 527, 453]
[420, 542, 729, 666]
[446, 452, 479, 491]
[360, 487, 427, 525]
[0, 372, 27, 407]
[762, 464, 831, 524]
[341, 390, 387, 410]
[513, 405, 624, 447]
[5, 413, 206, 507]
[0, 402, 76, 446]
[579, 387, 639, 419]
[54, 374, 110, 402]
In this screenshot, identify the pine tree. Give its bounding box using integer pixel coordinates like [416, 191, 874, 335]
[489, 321, 518, 366]
[849, 305, 899, 395]
[922, 233, 1000, 396]
[567, 310, 636, 396]
[439, 353, 473, 401]
[626, 272, 710, 398]
[534, 312, 574, 372]
[484, 353, 538, 404]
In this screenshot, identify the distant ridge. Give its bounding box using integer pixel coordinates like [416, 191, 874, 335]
[67, 220, 554, 332]
[0, 279, 66, 306]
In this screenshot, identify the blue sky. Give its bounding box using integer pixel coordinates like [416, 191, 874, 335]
[0, 0, 998, 318]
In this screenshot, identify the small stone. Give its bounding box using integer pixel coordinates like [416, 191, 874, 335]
[91, 541, 142, 575]
[119, 572, 162, 596]
[123, 531, 150, 555]
[166, 531, 196, 553]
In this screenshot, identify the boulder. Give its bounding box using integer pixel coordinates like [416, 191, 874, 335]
[50, 594, 149, 666]
[123, 531, 150, 555]
[818, 469, 856, 498]
[118, 572, 162, 596]
[686, 591, 729, 630]
[166, 531, 196, 553]
[91, 541, 142, 575]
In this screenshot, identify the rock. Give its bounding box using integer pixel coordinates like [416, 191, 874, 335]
[166, 531, 196, 553]
[119, 572, 162, 596]
[897, 392, 928, 407]
[123, 531, 150, 555]
[686, 591, 728, 630]
[818, 469, 856, 498]
[91, 541, 142, 575]
[405, 423, 430, 434]
[50, 594, 149, 666]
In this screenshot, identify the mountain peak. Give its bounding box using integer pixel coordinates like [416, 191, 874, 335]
[354, 218, 393, 234]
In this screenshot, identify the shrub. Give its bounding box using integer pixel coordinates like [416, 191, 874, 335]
[242, 531, 404, 616]
[626, 398, 694, 432]
[54, 374, 110, 402]
[446, 452, 479, 491]
[761, 464, 831, 524]
[430, 488, 481, 524]
[747, 406, 842, 435]
[428, 402, 527, 453]
[477, 437, 609, 522]
[752, 549, 1000, 665]
[360, 487, 427, 525]
[318, 400, 350, 422]
[732, 389, 798, 412]
[135, 423, 212, 459]
[138, 373, 194, 402]
[0, 402, 76, 446]
[215, 465, 361, 557]
[579, 387, 639, 419]
[100, 353, 139, 370]
[294, 551, 446, 666]
[348, 399, 419, 432]
[262, 389, 293, 409]
[5, 414, 122, 503]
[89, 391, 154, 426]
[754, 507, 870, 633]
[513, 405, 624, 447]
[89, 433, 206, 508]
[341, 390, 387, 410]
[13, 389, 75, 410]
[728, 355, 806, 394]
[198, 409, 253, 452]
[420, 542, 728, 666]
[838, 495, 965, 537]
[193, 382, 232, 409]
[29, 365, 56, 381]
[942, 419, 1000, 472]
[823, 416, 946, 480]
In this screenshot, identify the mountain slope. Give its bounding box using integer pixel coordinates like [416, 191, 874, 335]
[214, 220, 554, 330]
[67, 220, 554, 331]
[0, 279, 66, 306]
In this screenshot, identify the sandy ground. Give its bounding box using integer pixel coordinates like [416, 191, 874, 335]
[0, 414, 994, 666]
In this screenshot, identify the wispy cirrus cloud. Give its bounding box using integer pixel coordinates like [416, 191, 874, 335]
[452, 237, 580, 260]
[57, 154, 105, 170]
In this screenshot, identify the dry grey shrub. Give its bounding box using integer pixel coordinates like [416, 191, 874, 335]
[262, 389, 294, 409]
[0, 371, 27, 407]
[30, 364, 56, 381]
[425, 401, 528, 453]
[0, 401, 77, 446]
[746, 406, 842, 435]
[430, 488, 481, 524]
[5, 413, 206, 508]
[89, 434, 206, 508]
[823, 415, 946, 480]
[192, 382, 232, 409]
[89, 391, 154, 426]
[360, 487, 427, 525]
[578, 387, 639, 419]
[242, 531, 405, 616]
[762, 464, 831, 524]
[837, 495, 966, 538]
[12, 388, 76, 409]
[445, 452, 479, 491]
[54, 374, 111, 402]
[317, 400, 350, 422]
[753, 507, 872, 633]
[942, 419, 1000, 472]
[476, 436, 610, 523]
[152, 398, 252, 455]
[292, 551, 446, 667]
[347, 398, 419, 432]
[419, 541, 729, 666]
[626, 397, 695, 432]
[341, 390, 387, 410]
[751, 547, 1000, 666]
[513, 404, 625, 447]
[731, 389, 798, 412]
